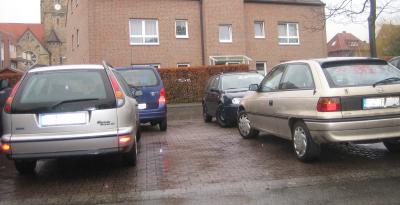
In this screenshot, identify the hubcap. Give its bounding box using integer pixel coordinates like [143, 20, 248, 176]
[293, 127, 307, 157]
[238, 113, 251, 136]
[218, 107, 225, 122]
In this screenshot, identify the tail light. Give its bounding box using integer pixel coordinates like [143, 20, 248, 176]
[317, 97, 341, 112]
[159, 87, 166, 105]
[108, 73, 125, 107]
[1, 143, 11, 152]
[118, 135, 132, 146]
[4, 80, 22, 114]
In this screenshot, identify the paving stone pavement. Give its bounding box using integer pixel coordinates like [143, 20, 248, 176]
[1, 119, 400, 204]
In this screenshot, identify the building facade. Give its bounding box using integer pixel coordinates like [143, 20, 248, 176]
[66, 0, 327, 73]
[0, 30, 17, 70]
[327, 31, 370, 57]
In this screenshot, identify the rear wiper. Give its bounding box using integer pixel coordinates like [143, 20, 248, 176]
[51, 98, 99, 109]
[372, 77, 400, 87]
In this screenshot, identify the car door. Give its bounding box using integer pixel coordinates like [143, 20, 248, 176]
[273, 63, 317, 139]
[206, 76, 221, 116]
[248, 65, 286, 134]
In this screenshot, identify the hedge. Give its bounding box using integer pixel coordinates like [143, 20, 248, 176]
[159, 64, 249, 104]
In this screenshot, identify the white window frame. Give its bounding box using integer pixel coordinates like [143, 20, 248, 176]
[219, 24, 232, 43]
[254, 21, 265, 39]
[129, 19, 160, 46]
[256, 61, 267, 76]
[175, 20, 189, 39]
[177, 63, 190, 67]
[278, 22, 300, 45]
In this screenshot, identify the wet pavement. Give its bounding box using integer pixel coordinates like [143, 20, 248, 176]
[1, 119, 400, 204]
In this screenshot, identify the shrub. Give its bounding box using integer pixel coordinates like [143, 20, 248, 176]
[159, 64, 249, 104]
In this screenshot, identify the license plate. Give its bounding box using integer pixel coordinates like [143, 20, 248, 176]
[138, 103, 147, 110]
[363, 97, 400, 109]
[39, 112, 88, 127]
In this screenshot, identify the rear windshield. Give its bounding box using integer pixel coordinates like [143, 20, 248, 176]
[13, 69, 116, 113]
[221, 74, 264, 90]
[323, 64, 400, 88]
[117, 69, 159, 87]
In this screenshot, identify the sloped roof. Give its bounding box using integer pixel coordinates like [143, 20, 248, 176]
[245, 0, 324, 5]
[47, 29, 61, 43]
[0, 23, 45, 44]
[327, 31, 365, 53]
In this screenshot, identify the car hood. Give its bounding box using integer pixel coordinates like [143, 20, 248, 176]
[224, 88, 250, 98]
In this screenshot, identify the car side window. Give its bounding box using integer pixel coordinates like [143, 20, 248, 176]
[113, 70, 134, 98]
[259, 65, 285, 92]
[205, 77, 215, 92]
[211, 76, 220, 90]
[280, 64, 315, 90]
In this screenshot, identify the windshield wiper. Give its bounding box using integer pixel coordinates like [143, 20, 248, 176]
[51, 98, 99, 109]
[372, 77, 400, 87]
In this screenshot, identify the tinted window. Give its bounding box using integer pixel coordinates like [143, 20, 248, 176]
[13, 69, 116, 113]
[221, 74, 264, 90]
[118, 69, 159, 87]
[280, 64, 314, 90]
[211, 76, 220, 90]
[323, 64, 400, 88]
[260, 65, 285, 92]
[113, 70, 133, 98]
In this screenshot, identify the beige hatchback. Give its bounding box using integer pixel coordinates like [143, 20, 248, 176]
[238, 58, 400, 161]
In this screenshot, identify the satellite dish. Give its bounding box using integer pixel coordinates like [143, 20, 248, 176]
[54, 3, 62, 11]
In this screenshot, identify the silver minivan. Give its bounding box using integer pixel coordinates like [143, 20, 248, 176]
[1, 63, 140, 174]
[238, 58, 400, 161]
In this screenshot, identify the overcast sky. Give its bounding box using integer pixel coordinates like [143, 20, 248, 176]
[0, 0, 399, 42]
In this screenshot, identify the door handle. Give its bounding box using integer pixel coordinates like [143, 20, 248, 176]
[269, 100, 273, 106]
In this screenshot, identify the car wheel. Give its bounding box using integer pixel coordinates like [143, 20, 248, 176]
[136, 127, 141, 142]
[292, 121, 320, 162]
[15, 160, 37, 175]
[123, 137, 138, 167]
[237, 110, 259, 139]
[159, 118, 167, 131]
[203, 104, 212, 123]
[383, 139, 400, 152]
[216, 104, 231, 127]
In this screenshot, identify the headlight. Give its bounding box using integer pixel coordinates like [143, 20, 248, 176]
[231, 98, 241, 105]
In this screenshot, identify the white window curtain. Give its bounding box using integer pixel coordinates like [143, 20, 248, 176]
[278, 23, 299, 45]
[254, 21, 265, 38]
[130, 19, 159, 45]
[219, 25, 232, 42]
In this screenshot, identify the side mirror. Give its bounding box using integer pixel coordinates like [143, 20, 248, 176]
[0, 79, 10, 90]
[134, 90, 143, 97]
[249, 84, 259, 91]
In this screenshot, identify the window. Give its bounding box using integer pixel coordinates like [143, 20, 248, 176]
[129, 19, 159, 45]
[176, 20, 188, 38]
[260, 65, 285, 92]
[256, 61, 267, 75]
[280, 64, 314, 90]
[219, 25, 232, 43]
[75, 0, 79, 7]
[177, 63, 190, 67]
[117, 69, 159, 88]
[278, 23, 299, 45]
[254, 21, 265, 38]
[76, 29, 79, 47]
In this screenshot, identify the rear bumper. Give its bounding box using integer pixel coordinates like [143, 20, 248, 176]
[139, 105, 167, 123]
[305, 116, 400, 143]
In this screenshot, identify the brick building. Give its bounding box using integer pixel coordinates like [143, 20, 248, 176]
[66, 0, 327, 73]
[327, 31, 370, 57]
[0, 30, 17, 70]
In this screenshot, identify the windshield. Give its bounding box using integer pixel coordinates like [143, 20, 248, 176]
[13, 69, 116, 113]
[221, 74, 264, 90]
[117, 69, 159, 87]
[323, 64, 400, 88]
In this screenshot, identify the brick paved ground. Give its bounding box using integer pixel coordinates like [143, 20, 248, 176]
[1, 119, 400, 204]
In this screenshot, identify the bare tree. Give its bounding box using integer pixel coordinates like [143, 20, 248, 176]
[326, 0, 400, 57]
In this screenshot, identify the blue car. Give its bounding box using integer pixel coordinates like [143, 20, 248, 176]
[115, 66, 167, 131]
[202, 72, 264, 127]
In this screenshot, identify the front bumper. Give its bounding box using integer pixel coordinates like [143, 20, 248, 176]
[224, 104, 240, 122]
[305, 116, 400, 143]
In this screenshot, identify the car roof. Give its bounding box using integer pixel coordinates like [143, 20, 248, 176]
[278, 57, 387, 68]
[389, 56, 400, 62]
[115, 65, 155, 70]
[216, 72, 262, 77]
[28, 64, 105, 73]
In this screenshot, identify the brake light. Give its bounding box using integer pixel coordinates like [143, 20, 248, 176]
[4, 80, 22, 114]
[108, 73, 125, 107]
[317, 97, 341, 112]
[119, 135, 132, 145]
[1, 143, 11, 152]
[159, 87, 166, 105]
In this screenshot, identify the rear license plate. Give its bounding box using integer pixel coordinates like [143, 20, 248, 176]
[363, 97, 400, 109]
[138, 103, 147, 110]
[39, 112, 88, 127]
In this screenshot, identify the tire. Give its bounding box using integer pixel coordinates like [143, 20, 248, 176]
[123, 138, 138, 167]
[159, 118, 167, 131]
[216, 104, 231, 128]
[292, 121, 320, 162]
[136, 127, 141, 142]
[15, 160, 37, 175]
[383, 139, 400, 152]
[237, 110, 259, 139]
[203, 104, 212, 123]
